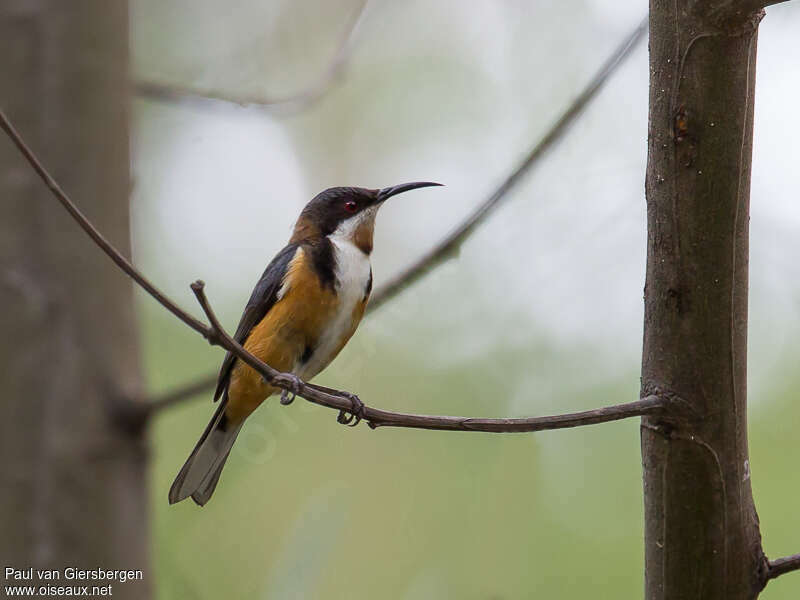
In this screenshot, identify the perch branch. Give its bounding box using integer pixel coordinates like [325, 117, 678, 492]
[142, 15, 648, 410]
[765, 553, 800, 582]
[134, 0, 369, 113]
[351, 395, 664, 432]
[190, 280, 666, 431]
[0, 106, 665, 433]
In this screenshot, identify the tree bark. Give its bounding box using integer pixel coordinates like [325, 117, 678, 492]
[0, 2, 148, 598]
[641, 1, 769, 598]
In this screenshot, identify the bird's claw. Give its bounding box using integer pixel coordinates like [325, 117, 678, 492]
[279, 374, 303, 406]
[280, 389, 295, 405]
[337, 392, 365, 427]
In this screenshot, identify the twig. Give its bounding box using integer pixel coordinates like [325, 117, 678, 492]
[708, 0, 789, 22]
[140, 15, 649, 410]
[134, 0, 369, 114]
[1, 106, 664, 433]
[349, 395, 664, 432]
[0, 110, 208, 336]
[147, 374, 218, 412]
[765, 553, 800, 582]
[367, 15, 648, 312]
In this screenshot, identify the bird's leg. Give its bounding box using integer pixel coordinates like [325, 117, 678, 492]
[336, 391, 365, 427]
[277, 373, 303, 406]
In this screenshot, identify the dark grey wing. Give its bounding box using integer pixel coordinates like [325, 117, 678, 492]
[213, 243, 299, 401]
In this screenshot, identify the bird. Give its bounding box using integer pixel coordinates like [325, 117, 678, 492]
[169, 181, 442, 506]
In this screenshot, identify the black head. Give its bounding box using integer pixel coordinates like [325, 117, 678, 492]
[293, 182, 442, 239]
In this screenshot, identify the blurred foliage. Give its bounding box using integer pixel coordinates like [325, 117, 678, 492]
[131, 0, 800, 597]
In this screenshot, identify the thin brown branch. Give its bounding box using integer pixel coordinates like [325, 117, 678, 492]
[147, 374, 218, 412]
[143, 16, 649, 411]
[141, 278, 667, 432]
[0, 109, 209, 337]
[765, 553, 800, 582]
[367, 15, 648, 312]
[134, 0, 369, 114]
[354, 395, 665, 432]
[2, 71, 663, 434]
[189, 279, 666, 431]
[708, 0, 789, 21]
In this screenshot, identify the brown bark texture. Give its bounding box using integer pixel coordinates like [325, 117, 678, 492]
[0, 1, 148, 598]
[641, 1, 770, 598]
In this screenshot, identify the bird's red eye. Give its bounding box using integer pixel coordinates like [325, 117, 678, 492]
[344, 201, 358, 213]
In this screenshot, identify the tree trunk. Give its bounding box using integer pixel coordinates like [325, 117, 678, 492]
[641, 1, 769, 598]
[0, 2, 148, 598]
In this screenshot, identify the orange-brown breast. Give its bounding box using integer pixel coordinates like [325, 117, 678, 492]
[225, 246, 369, 423]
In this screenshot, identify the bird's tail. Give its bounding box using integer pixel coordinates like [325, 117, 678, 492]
[168, 399, 242, 506]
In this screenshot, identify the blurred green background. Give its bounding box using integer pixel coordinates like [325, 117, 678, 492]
[130, 1, 800, 597]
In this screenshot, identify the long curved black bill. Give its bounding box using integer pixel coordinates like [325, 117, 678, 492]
[377, 181, 443, 202]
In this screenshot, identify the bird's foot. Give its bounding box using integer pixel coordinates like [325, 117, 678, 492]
[278, 373, 303, 406]
[337, 392, 365, 427]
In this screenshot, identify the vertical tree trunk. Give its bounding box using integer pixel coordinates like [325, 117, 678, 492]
[0, 2, 148, 598]
[641, 1, 769, 598]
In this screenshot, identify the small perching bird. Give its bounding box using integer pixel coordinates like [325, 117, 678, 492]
[169, 182, 442, 506]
